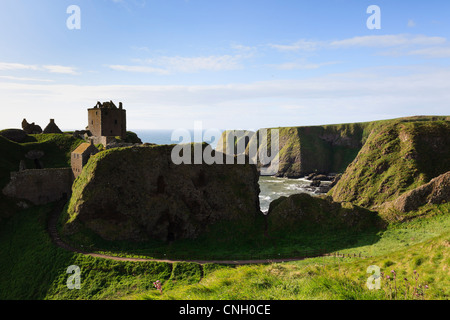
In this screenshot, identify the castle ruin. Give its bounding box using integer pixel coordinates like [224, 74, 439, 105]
[3, 101, 129, 206]
[87, 101, 126, 145]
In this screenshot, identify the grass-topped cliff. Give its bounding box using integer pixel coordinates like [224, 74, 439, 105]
[62, 144, 261, 243]
[218, 116, 448, 178]
[330, 118, 450, 210]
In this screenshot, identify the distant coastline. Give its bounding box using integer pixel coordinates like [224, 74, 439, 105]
[133, 129, 224, 149]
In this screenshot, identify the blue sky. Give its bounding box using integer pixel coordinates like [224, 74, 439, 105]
[0, 0, 449, 130]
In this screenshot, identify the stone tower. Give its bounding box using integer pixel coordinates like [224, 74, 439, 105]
[87, 101, 126, 139]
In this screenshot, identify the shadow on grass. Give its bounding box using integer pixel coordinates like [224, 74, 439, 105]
[61, 211, 386, 261]
[0, 202, 180, 300]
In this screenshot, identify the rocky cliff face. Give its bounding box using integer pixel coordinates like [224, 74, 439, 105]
[330, 119, 450, 209]
[218, 123, 366, 178]
[292, 124, 365, 177]
[63, 144, 261, 242]
[383, 171, 449, 213]
[222, 116, 449, 179]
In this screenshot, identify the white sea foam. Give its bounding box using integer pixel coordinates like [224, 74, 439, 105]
[258, 175, 327, 213]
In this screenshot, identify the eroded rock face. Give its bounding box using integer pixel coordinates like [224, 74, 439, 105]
[385, 171, 449, 213]
[64, 144, 261, 242]
[258, 124, 365, 178]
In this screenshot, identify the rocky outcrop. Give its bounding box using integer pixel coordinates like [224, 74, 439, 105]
[0, 129, 28, 143]
[63, 144, 261, 242]
[383, 171, 449, 213]
[330, 119, 450, 209]
[2, 168, 72, 205]
[267, 193, 385, 234]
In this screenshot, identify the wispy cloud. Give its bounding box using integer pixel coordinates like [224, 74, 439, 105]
[407, 46, 450, 58]
[0, 75, 53, 82]
[269, 39, 321, 52]
[329, 34, 446, 48]
[271, 61, 341, 70]
[230, 44, 257, 52]
[0, 62, 79, 75]
[269, 34, 447, 52]
[2, 66, 449, 129]
[109, 64, 169, 74]
[110, 54, 245, 74]
[407, 19, 416, 28]
[42, 65, 79, 75]
[0, 62, 40, 71]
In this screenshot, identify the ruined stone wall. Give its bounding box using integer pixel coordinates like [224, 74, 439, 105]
[91, 135, 116, 146]
[2, 168, 73, 205]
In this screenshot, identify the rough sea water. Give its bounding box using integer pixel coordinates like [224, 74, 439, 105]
[134, 129, 329, 213]
[258, 176, 330, 214]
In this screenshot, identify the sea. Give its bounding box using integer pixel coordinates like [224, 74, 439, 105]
[134, 129, 327, 213]
[135, 129, 221, 148]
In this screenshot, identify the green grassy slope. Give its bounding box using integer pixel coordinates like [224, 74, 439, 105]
[0, 204, 196, 300]
[133, 204, 449, 300]
[0, 200, 448, 300]
[330, 119, 450, 209]
[0, 133, 84, 224]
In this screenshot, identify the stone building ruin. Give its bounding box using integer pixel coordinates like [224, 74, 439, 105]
[71, 140, 99, 179]
[22, 119, 42, 134]
[22, 118, 63, 135]
[43, 119, 63, 134]
[3, 101, 129, 205]
[87, 101, 126, 145]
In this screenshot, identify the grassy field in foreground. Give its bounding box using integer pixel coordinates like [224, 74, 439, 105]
[0, 201, 448, 300]
[131, 233, 449, 300]
[132, 209, 450, 300]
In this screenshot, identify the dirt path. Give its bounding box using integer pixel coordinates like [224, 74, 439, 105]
[48, 200, 310, 265]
